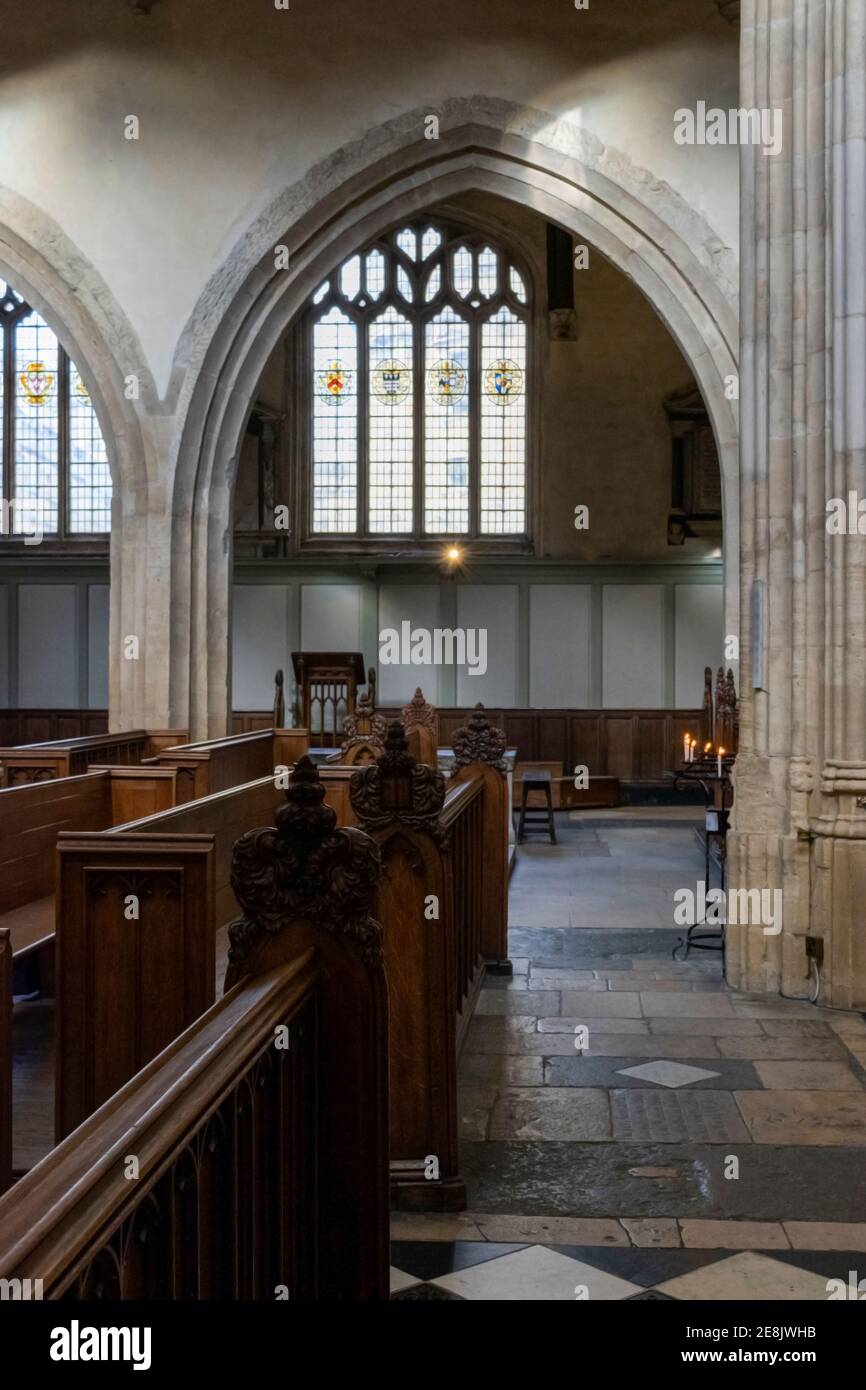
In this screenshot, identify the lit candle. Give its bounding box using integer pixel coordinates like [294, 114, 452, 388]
[683, 733, 690, 763]
[717, 748, 724, 778]
[704, 742, 712, 757]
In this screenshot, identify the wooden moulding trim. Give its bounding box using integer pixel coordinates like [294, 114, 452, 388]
[163, 729, 275, 755]
[439, 774, 484, 830]
[0, 953, 319, 1290]
[105, 773, 279, 834]
[6, 731, 149, 752]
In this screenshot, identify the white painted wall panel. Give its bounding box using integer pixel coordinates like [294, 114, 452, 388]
[87, 584, 110, 708]
[18, 584, 78, 706]
[456, 585, 518, 706]
[529, 584, 591, 707]
[232, 584, 289, 710]
[675, 584, 723, 706]
[301, 584, 361, 653]
[602, 585, 664, 708]
[377, 585, 441, 704]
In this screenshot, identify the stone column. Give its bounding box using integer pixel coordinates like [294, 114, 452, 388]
[729, 0, 866, 1008]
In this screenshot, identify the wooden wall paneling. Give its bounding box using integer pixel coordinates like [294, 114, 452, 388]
[55, 833, 216, 1140]
[571, 715, 602, 778]
[602, 714, 636, 781]
[637, 716, 668, 781]
[537, 714, 568, 765]
[0, 929, 11, 1196]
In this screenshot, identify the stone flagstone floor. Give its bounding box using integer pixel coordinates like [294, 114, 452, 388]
[390, 813, 866, 1300]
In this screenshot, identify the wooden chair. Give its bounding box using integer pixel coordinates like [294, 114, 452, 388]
[517, 770, 556, 844]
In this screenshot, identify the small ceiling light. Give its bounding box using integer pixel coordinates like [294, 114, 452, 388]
[446, 545, 462, 563]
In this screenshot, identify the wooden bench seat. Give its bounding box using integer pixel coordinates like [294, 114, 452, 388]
[0, 896, 54, 960]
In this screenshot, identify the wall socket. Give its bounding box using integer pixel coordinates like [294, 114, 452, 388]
[805, 936, 824, 969]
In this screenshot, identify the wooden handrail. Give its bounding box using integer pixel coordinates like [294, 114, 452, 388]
[440, 774, 483, 828]
[0, 953, 318, 1296]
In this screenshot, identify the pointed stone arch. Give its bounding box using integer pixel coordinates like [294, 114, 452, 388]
[169, 106, 740, 736]
[0, 188, 160, 728]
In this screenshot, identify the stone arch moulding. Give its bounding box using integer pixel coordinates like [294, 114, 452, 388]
[172, 113, 739, 738]
[0, 190, 162, 731]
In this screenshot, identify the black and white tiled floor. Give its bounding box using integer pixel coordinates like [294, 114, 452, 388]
[390, 1241, 866, 1301]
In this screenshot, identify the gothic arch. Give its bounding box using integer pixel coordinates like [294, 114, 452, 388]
[0, 189, 160, 728]
[171, 110, 739, 736]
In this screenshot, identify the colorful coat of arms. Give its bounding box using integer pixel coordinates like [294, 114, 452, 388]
[316, 359, 353, 405]
[19, 360, 55, 407]
[484, 358, 523, 404]
[427, 358, 467, 406]
[372, 358, 410, 404]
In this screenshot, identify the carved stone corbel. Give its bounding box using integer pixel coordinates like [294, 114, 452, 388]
[350, 721, 446, 840]
[451, 703, 507, 772]
[227, 755, 383, 972]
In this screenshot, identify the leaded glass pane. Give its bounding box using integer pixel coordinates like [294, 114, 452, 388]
[339, 255, 362, 301]
[452, 247, 473, 299]
[365, 250, 385, 299]
[480, 307, 526, 534]
[14, 311, 59, 535]
[0, 329, 4, 516]
[368, 307, 413, 533]
[509, 266, 527, 303]
[424, 264, 441, 302]
[395, 228, 417, 260]
[312, 308, 358, 532]
[68, 366, 112, 532]
[424, 307, 469, 534]
[421, 227, 442, 260]
[313, 281, 329, 305]
[396, 265, 413, 302]
[478, 246, 498, 298]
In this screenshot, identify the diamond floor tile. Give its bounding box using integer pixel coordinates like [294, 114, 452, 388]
[431, 1244, 642, 1301]
[615, 1061, 722, 1088]
[653, 1251, 834, 1300]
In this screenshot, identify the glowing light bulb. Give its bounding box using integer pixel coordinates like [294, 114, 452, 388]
[446, 546, 462, 562]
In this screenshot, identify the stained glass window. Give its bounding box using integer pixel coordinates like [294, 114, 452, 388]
[0, 279, 111, 539]
[480, 307, 526, 534]
[312, 307, 358, 532]
[305, 222, 529, 540]
[369, 307, 413, 533]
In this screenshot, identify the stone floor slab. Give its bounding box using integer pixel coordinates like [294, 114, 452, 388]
[470, 1213, 629, 1247]
[648, 1016, 762, 1036]
[611, 1089, 751, 1143]
[716, 1036, 848, 1060]
[639, 991, 735, 1018]
[620, 1218, 681, 1248]
[488, 1087, 612, 1142]
[783, 1221, 866, 1250]
[735, 1090, 866, 1145]
[559, 990, 642, 1017]
[753, 1060, 864, 1091]
[544, 1055, 760, 1090]
[476, 990, 560, 1017]
[459, 1054, 544, 1086]
[679, 1219, 789, 1249]
[538, 1016, 649, 1035]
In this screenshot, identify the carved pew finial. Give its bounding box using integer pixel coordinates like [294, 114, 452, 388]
[273, 668, 285, 728]
[350, 720, 445, 837]
[401, 687, 436, 734]
[452, 703, 507, 771]
[341, 668, 386, 757]
[227, 754, 383, 974]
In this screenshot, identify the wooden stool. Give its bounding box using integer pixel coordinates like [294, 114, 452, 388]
[517, 771, 557, 844]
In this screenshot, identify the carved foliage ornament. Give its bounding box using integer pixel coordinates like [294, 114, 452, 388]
[401, 687, 436, 734]
[227, 756, 383, 970]
[451, 703, 507, 771]
[349, 721, 446, 839]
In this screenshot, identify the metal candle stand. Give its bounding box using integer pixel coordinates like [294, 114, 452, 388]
[671, 758, 733, 963]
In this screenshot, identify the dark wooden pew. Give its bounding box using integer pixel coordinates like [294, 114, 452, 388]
[0, 820, 390, 1302]
[0, 729, 187, 788]
[144, 727, 309, 801]
[0, 766, 180, 965]
[0, 929, 11, 1196]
